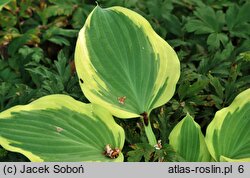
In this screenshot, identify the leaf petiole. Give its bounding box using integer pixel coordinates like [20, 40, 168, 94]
[142, 117, 157, 146]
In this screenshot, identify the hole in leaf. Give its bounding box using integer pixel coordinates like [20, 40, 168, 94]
[55, 126, 63, 133]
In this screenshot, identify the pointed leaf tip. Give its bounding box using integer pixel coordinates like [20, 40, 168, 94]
[75, 6, 180, 119]
[169, 114, 211, 162]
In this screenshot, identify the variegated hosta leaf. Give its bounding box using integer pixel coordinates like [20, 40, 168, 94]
[169, 114, 211, 162]
[0, 95, 125, 162]
[205, 88, 250, 162]
[75, 6, 180, 119]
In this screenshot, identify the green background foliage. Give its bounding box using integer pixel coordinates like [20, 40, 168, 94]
[0, 0, 249, 161]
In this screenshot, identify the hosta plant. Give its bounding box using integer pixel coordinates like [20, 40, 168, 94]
[0, 95, 125, 162]
[75, 6, 180, 145]
[0, 5, 180, 161]
[1, 4, 248, 162]
[169, 88, 250, 162]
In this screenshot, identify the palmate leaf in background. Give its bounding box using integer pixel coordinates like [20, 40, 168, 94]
[169, 114, 211, 162]
[0, 95, 125, 162]
[205, 88, 250, 162]
[75, 6, 180, 145]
